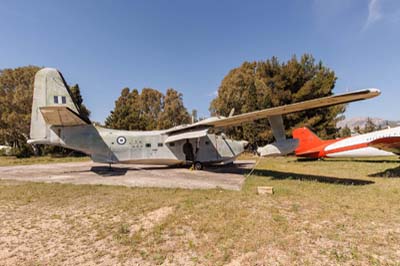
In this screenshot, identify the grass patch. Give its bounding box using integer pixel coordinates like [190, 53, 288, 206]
[0, 156, 400, 265]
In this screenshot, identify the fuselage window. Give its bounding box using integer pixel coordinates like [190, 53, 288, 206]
[169, 142, 175, 147]
[158, 143, 163, 147]
[61, 96, 66, 104]
[54, 96, 58, 104]
[145, 143, 151, 148]
[205, 141, 210, 145]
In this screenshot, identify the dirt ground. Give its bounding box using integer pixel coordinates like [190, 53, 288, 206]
[1, 157, 399, 265]
[0, 161, 253, 190]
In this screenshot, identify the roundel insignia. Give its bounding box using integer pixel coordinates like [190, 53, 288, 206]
[117, 136, 126, 145]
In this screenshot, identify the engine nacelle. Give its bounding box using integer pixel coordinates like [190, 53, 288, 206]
[257, 139, 299, 157]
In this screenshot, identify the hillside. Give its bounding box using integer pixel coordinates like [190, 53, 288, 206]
[337, 117, 400, 130]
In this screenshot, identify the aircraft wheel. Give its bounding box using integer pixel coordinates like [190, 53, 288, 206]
[194, 161, 203, 170]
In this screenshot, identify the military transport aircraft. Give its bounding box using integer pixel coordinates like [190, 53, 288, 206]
[28, 68, 380, 169]
[293, 126, 400, 159]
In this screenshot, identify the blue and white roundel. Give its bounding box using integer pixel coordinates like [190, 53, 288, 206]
[117, 136, 126, 145]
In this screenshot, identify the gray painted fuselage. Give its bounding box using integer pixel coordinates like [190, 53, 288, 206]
[42, 125, 247, 165]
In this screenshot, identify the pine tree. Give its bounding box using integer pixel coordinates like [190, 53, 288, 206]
[210, 54, 343, 147]
[140, 88, 163, 130]
[105, 88, 131, 129]
[339, 124, 352, 137]
[353, 125, 362, 134]
[157, 88, 190, 129]
[69, 84, 91, 120]
[363, 117, 377, 133]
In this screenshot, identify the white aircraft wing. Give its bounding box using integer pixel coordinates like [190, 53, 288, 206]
[199, 88, 380, 128]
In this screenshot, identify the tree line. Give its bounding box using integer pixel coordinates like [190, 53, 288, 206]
[339, 117, 384, 138]
[105, 87, 191, 130]
[1, 54, 360, 156]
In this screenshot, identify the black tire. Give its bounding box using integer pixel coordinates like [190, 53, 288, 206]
[194, 161, 203, 170]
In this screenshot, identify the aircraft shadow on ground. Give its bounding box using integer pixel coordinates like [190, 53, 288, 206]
[89, 163, 374, 185]
[90, 165, 179, 177]
[250, 169, 374, 186]
[296, 158, 400, 164]
[369, 166, 400, 178]
[90, 166, 129, 177]
[203, 163, 255, 175]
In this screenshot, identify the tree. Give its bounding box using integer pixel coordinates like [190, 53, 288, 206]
[210, 54, 343, 147]
[339, 124, 352, 138]
[0, 66, 40, 155]
[140, 88, 163, 130]
[106, 87, 190, 131]
[69, 84, 91, 121]
[157, 88, 191, 129]
[363, 117, 376, 133]
[105, 88, 145, 130]
[353, 125, 362, 134]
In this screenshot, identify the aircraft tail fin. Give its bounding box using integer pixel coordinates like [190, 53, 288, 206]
[292, 127, 324, 155]
[29, 68, 90, 142]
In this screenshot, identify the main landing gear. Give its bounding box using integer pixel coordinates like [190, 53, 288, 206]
[193, 161, 203, 170]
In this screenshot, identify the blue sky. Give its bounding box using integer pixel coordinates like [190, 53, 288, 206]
[1, 0, 399, 123]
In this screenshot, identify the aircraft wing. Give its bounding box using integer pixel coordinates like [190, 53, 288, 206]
[368, 137, 400, 155]
[165, 88, 380, 135]
[40, 106, 90, 126]
[199, 88, 379, 128]
[164, 128, 209, 143]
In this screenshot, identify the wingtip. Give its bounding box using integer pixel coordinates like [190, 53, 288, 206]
[367, 88, 381, 95]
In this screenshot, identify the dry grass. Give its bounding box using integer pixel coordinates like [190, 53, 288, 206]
[1, 156, 400, 265]
[0, 156, 89, 166]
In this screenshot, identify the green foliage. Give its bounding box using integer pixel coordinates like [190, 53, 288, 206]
[363, 117, 377, 133]
[210, 54, 344, 146]
[157, 88, 190, 129]
[339, 124, 352, 138]
[13, 145, 32, 158]
[353, 125, 362, 134]
[140, 88, 163, 130]
[69, 84, 91, 121]
[105, 88, 145, 130]
[105, 87, 190, 130]
[0, 66, 40, 151]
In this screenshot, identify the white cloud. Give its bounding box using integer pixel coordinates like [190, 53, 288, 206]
[364, 0, 383, 30]
[207, 90, 218, 97]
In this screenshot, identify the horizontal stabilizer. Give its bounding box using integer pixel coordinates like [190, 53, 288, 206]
[295, 146, 325, 157]
[165, 129, 209, 143]
[40, 106, 90, 126]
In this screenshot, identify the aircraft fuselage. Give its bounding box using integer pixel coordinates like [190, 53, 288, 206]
[39, 125, 247, 165]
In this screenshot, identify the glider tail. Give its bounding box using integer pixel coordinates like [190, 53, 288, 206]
[29, 68, 85, 142]
[292, 127, 324, 155]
